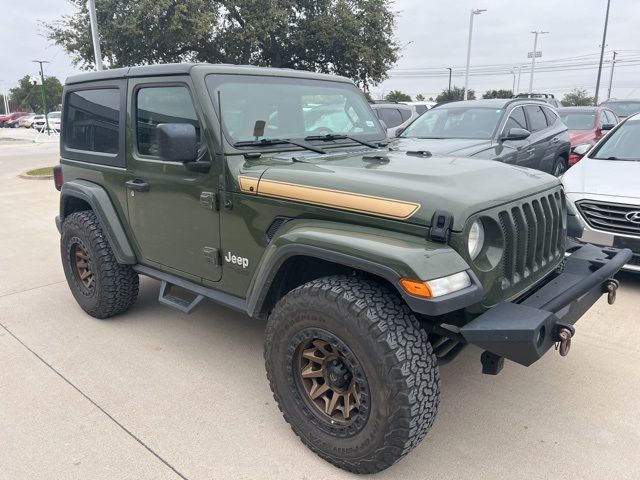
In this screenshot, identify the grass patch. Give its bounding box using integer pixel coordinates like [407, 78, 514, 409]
[26, 166, 54, 177]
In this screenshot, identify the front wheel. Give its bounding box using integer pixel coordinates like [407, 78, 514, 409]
[265, 276, 440, 474]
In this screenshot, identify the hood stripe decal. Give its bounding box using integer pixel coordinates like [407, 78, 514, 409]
[238, 175, 420, 220]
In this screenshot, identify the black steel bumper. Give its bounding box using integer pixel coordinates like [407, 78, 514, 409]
[459, 244, 632, 368]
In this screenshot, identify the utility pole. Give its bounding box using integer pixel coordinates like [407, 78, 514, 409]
[464, 9, 486, 100]
[510, 69, 516, 95]
[446, 67, 452, 95]
[516, 66, 522, 95]
[595, 0, 612, 104]
[88, 0, 104, 70]
[32, 60, 50, 135]
[529, 31, 548, 94]
[607, 51, 618, 100]
[0, 81, 9, 114]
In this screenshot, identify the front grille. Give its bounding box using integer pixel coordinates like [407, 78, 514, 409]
[496, 190, 566, 290]
[577, 200, 640, 236]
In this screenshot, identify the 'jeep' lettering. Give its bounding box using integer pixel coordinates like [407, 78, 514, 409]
[224, 251, 249, 269]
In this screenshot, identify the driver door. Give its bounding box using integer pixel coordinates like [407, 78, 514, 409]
[501, 106, 536, 168]
[125, 77, 222, 282]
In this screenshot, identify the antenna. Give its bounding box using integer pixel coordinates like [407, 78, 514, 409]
[218, 89, 231, 209]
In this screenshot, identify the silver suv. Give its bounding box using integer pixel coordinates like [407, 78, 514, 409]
[563, 113, 640, 272]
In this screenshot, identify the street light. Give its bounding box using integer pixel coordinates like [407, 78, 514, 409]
[463, 8, 486, 100]
[528, 30, 548, 94]
[88, 0, 104, 70]
[595, 0, 612, 104]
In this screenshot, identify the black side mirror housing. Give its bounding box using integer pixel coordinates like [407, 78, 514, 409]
[601, 123, 615, 131]
[156, 123, 198, 162]
[501, 127, 531, 141]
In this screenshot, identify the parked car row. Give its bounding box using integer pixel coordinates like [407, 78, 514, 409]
[0, 111, 62, 131]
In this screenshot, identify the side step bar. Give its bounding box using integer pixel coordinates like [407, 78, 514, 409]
[133, 265, 248, 315]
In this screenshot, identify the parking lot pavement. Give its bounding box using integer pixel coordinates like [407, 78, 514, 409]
[1, 142, 640, 480]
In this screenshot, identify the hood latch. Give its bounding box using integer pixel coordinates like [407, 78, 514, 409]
[429, 210, 453, 243]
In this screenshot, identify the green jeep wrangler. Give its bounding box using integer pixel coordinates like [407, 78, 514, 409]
[53, 63, 630, 474]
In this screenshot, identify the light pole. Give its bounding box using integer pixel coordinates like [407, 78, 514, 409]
[516, 66, 522, 95]
[463, 8, 486, 100]
[88, 0, 104, 70]
[446, 67, 452, 95]
[510, 69, 516, 95]
[32, 60, 50, 135]
[607, 51, 618, 100]
[0, 81, 9, 114]
[595, 0, 612, 104]
[528, 31, 548, 94]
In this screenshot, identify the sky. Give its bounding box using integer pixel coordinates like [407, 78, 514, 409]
[1, 0, 639, 102]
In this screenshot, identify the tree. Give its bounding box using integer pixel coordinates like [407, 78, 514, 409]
[561, 88, 595, 107]
[44, 0, 400, 88]
[385, 90, 411, 102]
[415, 93, 425, 101]
[9, 76, 63, 113]
[482, 89, 513, 99]
[435, 86, 474, 102]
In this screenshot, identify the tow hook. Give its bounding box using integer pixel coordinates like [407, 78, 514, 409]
[554, 323, 575, 357]
[603, 278, 619, 305]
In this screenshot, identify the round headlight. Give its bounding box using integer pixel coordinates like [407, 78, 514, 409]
[468, 220, 485, 260]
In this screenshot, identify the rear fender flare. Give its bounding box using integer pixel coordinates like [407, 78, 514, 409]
[59, 180, 136, 264]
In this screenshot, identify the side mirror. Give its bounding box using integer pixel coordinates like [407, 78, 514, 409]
[572, 144, 591, 156]
[395, 126, 405, 137]
[501, 127, 531, 141]
[601, 123, 615, 131]
[156, 123, 198, 162]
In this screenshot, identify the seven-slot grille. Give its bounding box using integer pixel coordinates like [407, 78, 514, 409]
[576, 200, 640, 237]
[496, 190, 566, 289]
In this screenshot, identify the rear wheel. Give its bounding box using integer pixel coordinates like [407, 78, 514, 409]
[265, 275, 440, 473]
[61, 210, 139, 319]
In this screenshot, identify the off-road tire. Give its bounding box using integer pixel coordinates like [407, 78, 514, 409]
[264, 275, 440, 474]
[552, 156, 567, 177]
[61, 210, 139, 319]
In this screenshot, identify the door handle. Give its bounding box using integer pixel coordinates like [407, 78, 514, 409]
[526, 148, 536, 154]
[552, 137, 559, 143]
[126, 179, 150, 192]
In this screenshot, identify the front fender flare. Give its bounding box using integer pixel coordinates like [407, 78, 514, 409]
[246, 220, 482, 318]
[59, 180, 136, 264]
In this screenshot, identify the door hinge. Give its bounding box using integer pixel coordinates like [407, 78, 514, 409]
[203, 247, 221, 265]
[200, 192, 219, 211]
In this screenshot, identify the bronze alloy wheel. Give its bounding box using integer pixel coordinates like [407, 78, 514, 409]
[70, 238, 95, 296]
[294, 332, 369, 433]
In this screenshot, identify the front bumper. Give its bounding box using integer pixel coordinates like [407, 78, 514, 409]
[459, 244, 631, 368]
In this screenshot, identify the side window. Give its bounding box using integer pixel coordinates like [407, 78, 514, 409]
[525, 105, 548, 132]
[605, 110, 618, 124]
[543, 107, 558, 126]
[377, 108, 403, 128]
[398, 108, 412, 122]
[64, 88, 120, 154]
[136, 86, 200, 157]
[504, 106, 527, 131]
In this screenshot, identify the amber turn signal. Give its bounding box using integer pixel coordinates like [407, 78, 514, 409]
[399, 278, 433, 298]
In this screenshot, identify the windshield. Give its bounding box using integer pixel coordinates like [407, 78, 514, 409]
[205, 74, 384, 145]
[603, 102, 640, 117]
[558, 111, 595, 130]
[400, 106, 503, 139]
[591, 119, 640, 161]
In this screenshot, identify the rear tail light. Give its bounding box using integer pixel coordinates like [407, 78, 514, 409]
[53, 165, 63, 191]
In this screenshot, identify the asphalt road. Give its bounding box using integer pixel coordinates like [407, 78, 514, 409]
[1, 137, 639, 480]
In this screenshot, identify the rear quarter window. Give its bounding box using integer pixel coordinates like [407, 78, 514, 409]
[61, 81, 125, 167]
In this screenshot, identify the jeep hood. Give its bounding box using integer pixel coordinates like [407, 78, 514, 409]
[391, 137, 495, 156]
[250, 151, 559, 231]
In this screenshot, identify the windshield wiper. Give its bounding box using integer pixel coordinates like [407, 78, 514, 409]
[304, 134, 378, 149]
[233, 138, 326, 154]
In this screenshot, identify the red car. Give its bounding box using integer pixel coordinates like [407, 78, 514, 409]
[557, 106, 619, 166]
[0, 111, 29, 127]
